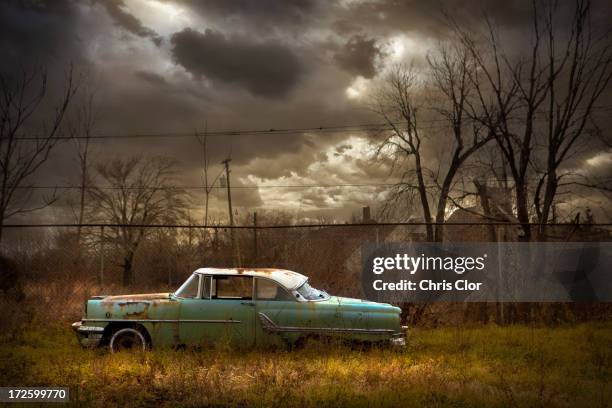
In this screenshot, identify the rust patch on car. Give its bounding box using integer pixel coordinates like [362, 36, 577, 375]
[231, 267, 283, 275]
[125, 309, 148, 319]
[255, 268, 281, 273]
[103, 293, 170, 301]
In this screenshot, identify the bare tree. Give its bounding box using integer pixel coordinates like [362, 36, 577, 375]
[533, 0, 612, 237]
[427, 45, 495, 241]
[374, 49, 494, 241]
[454, 18, 532, 239]
[68, 87, 96, 243]
[374, 65, 434, 240]
[195, 121, 212, 226]
[87, 156, 187, 286]
[195, 122, 225, 225]
[195, 123, 226, 266]
[454, 0, 612, 240]
[0, 66, 78, 243]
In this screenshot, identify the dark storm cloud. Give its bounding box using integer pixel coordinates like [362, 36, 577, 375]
[96, 0, 162, 46]
[336, 0, 612, 40]
[170, 28, 304, 98]
[333, 35, 385, 78]
[333, 0, 533, 38]
[4, 0, 611, 221]
[166, 0, 317, 32]
[134, 70, 168, 86]
[0, 0, 82, 72]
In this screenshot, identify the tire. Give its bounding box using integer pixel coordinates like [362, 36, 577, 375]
[109, 327, 148, 353]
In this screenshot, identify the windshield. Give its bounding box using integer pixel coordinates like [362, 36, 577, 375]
[174, 274, 199, 298]
[296, 281, 329, 301]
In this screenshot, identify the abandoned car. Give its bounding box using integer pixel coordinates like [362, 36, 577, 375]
[72, 268, 405, 351]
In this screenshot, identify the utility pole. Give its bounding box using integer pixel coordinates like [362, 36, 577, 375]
[222, 158, 234, 225]
[222, 158, 238, 266]
[253, 212, 258, 265]
[200, 120, 210, 226]
[99, 225, 104, 285]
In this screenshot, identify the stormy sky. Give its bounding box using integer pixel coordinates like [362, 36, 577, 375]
[1, 0, 611, 224]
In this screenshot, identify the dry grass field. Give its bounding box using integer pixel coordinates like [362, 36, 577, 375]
[1, 322, 610, 407]
[1, 257, 611, 407]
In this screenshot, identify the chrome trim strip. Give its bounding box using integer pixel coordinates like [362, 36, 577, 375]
[72, 321, 105, 335]
[258, 313, 396, 335]
[82, 319, 241, 324]
[78, 325, 105, 333]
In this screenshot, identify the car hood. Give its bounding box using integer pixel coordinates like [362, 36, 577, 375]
[101, 293, 172, 302]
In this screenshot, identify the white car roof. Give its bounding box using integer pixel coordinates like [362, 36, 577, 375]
[194, 267, 308, 290]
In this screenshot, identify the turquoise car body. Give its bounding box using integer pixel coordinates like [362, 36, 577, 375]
[72, 268, 405, 349]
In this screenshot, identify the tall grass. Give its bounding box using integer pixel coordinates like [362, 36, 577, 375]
[1, 323, 609, 407]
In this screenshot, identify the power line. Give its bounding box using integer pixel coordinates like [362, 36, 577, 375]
[13, 106, 612, 141]
[14, 122, 420, 141]
[2, 222, 611, 229]
[16, 183, 403, 191]
[12, 176, 580, 191]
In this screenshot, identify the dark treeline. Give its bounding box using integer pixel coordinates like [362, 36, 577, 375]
[1, 220, 610, 340]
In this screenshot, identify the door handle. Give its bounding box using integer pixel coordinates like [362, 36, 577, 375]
[241, 301, 255, 306]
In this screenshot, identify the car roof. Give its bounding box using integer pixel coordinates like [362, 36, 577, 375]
[194, 267, 308, 290]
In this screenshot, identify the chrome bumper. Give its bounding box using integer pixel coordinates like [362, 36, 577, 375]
[72, 321, 105, 348]
[390, 336, 406, 347]
[390, 325, 408, 347]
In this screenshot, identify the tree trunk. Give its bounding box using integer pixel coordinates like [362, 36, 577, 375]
[76, 153, 88, 244]
[0, 207, 4, 246]
[474, 181, 498, 242]
[538, 167, 557, 240]
[414, 152, 433, 241]
[434, 160, 461, 242]
[515, 181, 531, 241]
[434, 187, 450, 242]
[123, 252, 134, 287]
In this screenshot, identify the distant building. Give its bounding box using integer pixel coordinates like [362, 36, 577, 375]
[445, 183, 519, 242]
[445, 184, 611, 242]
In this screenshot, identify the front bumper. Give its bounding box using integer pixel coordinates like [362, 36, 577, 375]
[389, 325, 408, 347]
[390, 336, 406, 347]
[72, 321, 105, 348]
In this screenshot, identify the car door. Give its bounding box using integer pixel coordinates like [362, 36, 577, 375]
[179, 274, 256, 348]
[253, 277, 303, 347]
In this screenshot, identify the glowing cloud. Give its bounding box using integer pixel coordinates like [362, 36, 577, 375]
[345, 76, 370, 99]
[586, 152, 612, 167]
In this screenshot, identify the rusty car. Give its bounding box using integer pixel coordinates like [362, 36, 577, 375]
[72, 268, 405, 352]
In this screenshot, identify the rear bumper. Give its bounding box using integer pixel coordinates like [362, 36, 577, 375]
[72, 321, 105, 348]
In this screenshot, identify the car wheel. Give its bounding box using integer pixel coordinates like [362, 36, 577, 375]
[109, 327, 148, 353]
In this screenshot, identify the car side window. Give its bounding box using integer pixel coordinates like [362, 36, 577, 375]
[255, 278, 294, 301]
[201, 275, 211, 299]
[212, 276, 252, 300]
